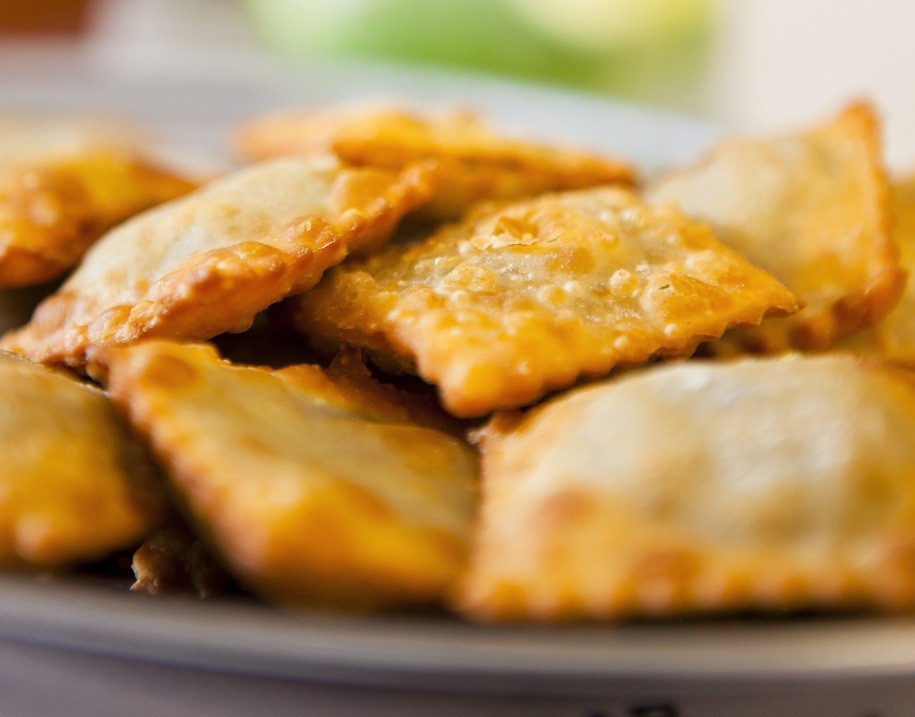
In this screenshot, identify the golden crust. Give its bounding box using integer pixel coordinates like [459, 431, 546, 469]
[98, 340, 479, 610]
[233, 105, 634, 219]
[0, 351, 163, 568]
[0, 151, 197, 288]
[2, 157, 434, 367]
[459, 354, 915, 621]
[294, 186, 797, 416]
[842, 176, 915, 361]
[232, 105, 374, 161]
[647, 103, 903, 352]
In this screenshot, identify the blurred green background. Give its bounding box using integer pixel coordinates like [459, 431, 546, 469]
[244, 0, 716, 113]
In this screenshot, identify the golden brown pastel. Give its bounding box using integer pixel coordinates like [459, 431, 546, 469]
[2, 156, 434, 367]
[0, 151, 197, 288]
[459, 354, 915, 621]
[233, 105, 634, 218]
[647, 104, 902, 351]
[99, 340, 478, 610]
[131, 522, 234, 598]
[841, 176, 915, 361]
[0, 351, 162, 568]
[294, 186, 797, 416]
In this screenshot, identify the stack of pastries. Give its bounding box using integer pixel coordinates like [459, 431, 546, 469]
[2, 102, 915, 622]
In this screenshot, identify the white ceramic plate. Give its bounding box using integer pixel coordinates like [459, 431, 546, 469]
[1, 571, 915, 694]
[1, 56, 913, 714]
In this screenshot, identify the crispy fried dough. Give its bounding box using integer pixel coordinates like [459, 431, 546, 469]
[99, 341, 478, 610]
[2, 156, 434, 367]
[0, 152, 197, 287]
[294, 186, 797, 416]
[841, 177, 915, 361]
[233, 105, 634, 219]
[0, 351, 162, 568]
[0, 114, 194, 287]
[131, 522, 235, 598]
[459, 354, 915, 621]
[647, 104, 903, 351]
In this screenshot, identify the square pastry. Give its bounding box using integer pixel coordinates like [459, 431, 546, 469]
[460, 354, 915, 621]
[4, 156, 433, 366]
[98, 341, 478, 610]
[295, 186, 797, 415]
[647, 104, 903, 351]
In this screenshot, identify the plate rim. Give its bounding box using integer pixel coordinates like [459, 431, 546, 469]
[1, 572, 914, 695]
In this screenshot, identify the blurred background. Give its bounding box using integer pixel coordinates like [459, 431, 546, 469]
[0, 0, 913, 166]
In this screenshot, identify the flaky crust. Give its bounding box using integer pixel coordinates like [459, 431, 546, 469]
[233, 105, 634, 219]
[0, 151, 196, 287]
[459, 354, 915, 621]
[99, 340, 478, 610]
[2, 157, 434, 367]
[0, 351, 163, 568]
[648, 103, 903, 352]
[294, 186, 797, 416]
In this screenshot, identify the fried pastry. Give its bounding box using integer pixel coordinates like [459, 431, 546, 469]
[233, 105, 634, 218]
[99, 340, 478, 609]
[647, 104, 903, 351]
[0, 130, 197, 287]
[0, 351, 162, 568]
[459, 354, 915, 621]
[840, 176, 915, 361]
[294, 186, 797, 416]
[131, 522, 235, 598]
[2, 156, 434, 367]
